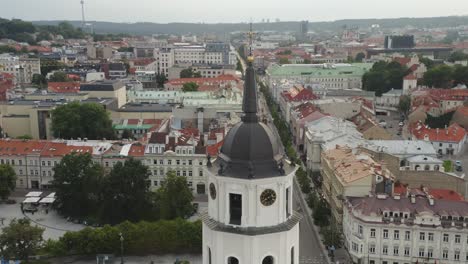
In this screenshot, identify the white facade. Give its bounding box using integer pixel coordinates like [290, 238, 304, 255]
[143, 146, 207, 194]
[0, 54, 41, 84]
[344, 195, 468, 264]
[203, 166, 300, 264]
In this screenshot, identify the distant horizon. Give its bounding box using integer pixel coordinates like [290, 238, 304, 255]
[25, 14, 468, 25]
[1, 0, 468, 24]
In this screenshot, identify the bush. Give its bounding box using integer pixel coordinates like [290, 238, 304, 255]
[43, 219, 202, 257]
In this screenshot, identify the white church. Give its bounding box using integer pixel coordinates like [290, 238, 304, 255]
[201, 45, 301, 264]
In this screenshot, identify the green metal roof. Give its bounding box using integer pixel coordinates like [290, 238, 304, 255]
[267, 63, 373, 78]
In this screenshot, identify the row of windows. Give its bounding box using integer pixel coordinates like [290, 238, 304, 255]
[368, 228, 467, 243]
[363, 244, 468, 261]
[149, 159, 203, 166]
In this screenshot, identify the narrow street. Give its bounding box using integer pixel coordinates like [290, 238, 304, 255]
[257, 81, 331, 264]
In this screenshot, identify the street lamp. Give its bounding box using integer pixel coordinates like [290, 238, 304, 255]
[119, 232, 124, 264]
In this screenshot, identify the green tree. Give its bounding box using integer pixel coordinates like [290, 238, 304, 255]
[362, 61, 408, 96]
[425, 111, 455, 129]
[303, 58, 312, 64]
[419, 57, 435, 69]
[279, 57, 290, 65]
[157, 171, 194, 220]
[40, 59, 66, 77]
[0, 164, 16, 201]
[121, 129, 134, 139]
[453, 65, 468, 85]
[49, 71, 69, 82]
[52, 153, 104, 219]
[51, 102, 115, 140]
[313, 200, 331, 227]
[36, 31, 51, 42]
[236, 60, 243, 72]
[31, 73, 47, 88]
[423, 64, 454, 88]
[0, 45, 17, 54]
[182, 82, 199, 92]
[448, 51, 468, 62]
[117, 47, 134, 52]
[100, 159, 153, 224]
[0, 218, 44, 261]
[156, 73, 167, 88]
[180, 67, 200, 78]
[16, 134, 33, 140]
[355, 52, 366, 62]
[398, 95, 411, 116]
[320, 224, 342, 247]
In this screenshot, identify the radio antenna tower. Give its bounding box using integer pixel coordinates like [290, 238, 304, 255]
[80, 0, 86, 29]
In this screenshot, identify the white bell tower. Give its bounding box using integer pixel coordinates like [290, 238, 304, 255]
[201, 24, 300, 264]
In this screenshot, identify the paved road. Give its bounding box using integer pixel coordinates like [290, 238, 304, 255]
[256, 81, 330, 264]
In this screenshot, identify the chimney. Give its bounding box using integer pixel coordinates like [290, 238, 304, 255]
[428, 195, 435, 206]
[410, 194, 416, 204]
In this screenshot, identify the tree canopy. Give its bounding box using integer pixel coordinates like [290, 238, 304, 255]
[398, 95, 411, 116]
[100, 159, 155, 224]
[180, 68, 201, 78]
[423, 64, 454, 88]
[0, 164, 16, 201]
[182, 82, 199, 92]
[51, 102, 115, 140]
[52, 153, 104, 219]
[448, 51, 468, 62]
[48, 71, 70, 82]
[157, 171, 194, 220]
[362, 61, 409, 96]
[0, 218, 44, 261]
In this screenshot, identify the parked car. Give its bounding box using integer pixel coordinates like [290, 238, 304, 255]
[455, 160, 462, 167]
[399, 122, 404, 127]
[456, 165, 463, 172]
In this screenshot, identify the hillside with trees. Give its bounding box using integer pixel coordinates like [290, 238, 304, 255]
[32, 16, 468, 35]
[0, 18, 85, 44]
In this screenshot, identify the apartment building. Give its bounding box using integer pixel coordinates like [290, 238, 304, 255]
[266, 63, 373, 100]
[344, 194, 468, 264]
[143, 131, 208, 194]
[321, 146, 394, 223]
[0, 54, 40, 84]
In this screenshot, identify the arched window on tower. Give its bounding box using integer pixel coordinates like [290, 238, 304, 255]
[227, 256, 239, 264]
[291, 247, 295, 264]
[262, 256, 274, 264]
[208, 247, 212, 264]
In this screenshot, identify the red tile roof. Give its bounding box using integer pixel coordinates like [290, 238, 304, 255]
[207, 140, 224, 157]
[47, 82, 80, 93]
[41, 142, 93, 157]
[127, 119, 139, 125]
[292, 102, 321, 119]
[131, 58, 156, 66]
[410, 122, 467, 143]
[0, 140, 47, 156]
[12, 45, 52, 53]
[429, 189, 464, 201]
[281, 86, 318, 102]
[128, 144, 145, 157]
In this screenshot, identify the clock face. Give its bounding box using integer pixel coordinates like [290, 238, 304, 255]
[209, 183, 216, 200]
[260, 189, 276, 206]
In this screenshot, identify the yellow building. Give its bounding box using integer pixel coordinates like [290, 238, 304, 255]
[321, 146, 394, 223]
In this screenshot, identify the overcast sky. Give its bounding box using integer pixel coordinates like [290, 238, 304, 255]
[1, 0, 468, 23]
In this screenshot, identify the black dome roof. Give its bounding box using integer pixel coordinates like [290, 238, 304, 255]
[213, 57, 285, 179]
[220, 122, 280, 163]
